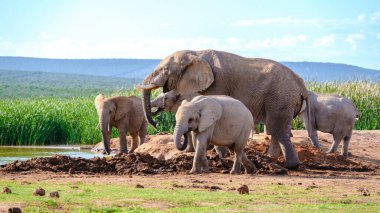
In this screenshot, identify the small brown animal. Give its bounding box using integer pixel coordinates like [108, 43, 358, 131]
[95, 94, 147, 154]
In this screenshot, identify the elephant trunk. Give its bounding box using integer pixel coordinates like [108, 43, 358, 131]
[99, 115, 111, 155]
[142, 89, 157, 128]
[173, 124, 188, 151]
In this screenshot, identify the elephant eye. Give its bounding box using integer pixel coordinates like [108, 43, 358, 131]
[188, 118, 194, 123]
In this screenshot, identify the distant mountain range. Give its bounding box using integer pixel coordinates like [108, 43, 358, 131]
[0, 56, 379, 82]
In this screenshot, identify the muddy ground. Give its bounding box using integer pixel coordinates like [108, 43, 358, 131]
[1, 130, 379, 176]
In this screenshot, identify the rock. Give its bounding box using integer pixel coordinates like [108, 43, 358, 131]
[363, 191, 370, 196]
[2, 187, 12, 194]
[237, 185, 249, 194]
[135, 184, 144, 188]
[49, 191, 60, 198]
[8, 207, 22, 213]
[33, 187, 45, 196]
[209, 186, 222, 191]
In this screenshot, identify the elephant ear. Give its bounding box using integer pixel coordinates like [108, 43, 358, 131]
[94, 94, 105, 110]
[198, 98, 223, 132]
[176, 55, 214, 95]
[114, 97, 133, 121]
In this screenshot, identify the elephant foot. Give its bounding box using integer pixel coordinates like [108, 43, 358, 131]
[326, 149, 335, 154]
[189, 167, 201, 174]
[201, 167, 210, 173]
[229, 169, 241, 175]
[244, 165, 256, 174]
[284, 160, 300, 170]
[119, 149, 128, 154]
[341, 151, 351, 158]
[267, 145, 281, 159]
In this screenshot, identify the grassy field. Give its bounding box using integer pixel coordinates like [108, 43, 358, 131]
[0, 81, 379, 145]
[0, 178, 379, 212]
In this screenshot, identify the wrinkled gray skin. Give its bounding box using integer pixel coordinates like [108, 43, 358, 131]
[151, 91, 227, 157]
[94, 94, 147, 154]
[299, 91, 360, 157]
[137, 50, 311, 169]
[174, 95, 256, 174]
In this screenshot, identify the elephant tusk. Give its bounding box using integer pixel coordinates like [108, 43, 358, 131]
[135, 84, 159, 90]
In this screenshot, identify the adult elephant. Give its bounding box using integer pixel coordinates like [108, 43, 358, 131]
[136, 50, 310, 169]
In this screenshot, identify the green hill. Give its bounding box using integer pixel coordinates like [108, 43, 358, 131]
[0, 69, 141, 98]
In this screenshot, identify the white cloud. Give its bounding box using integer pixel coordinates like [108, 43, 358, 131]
[357, 14, 366, 21]
[312, 34, 336, 48]
[370, 11, 380, 21]
[0, 35, 309, 58]
[345, 34, 365, 50]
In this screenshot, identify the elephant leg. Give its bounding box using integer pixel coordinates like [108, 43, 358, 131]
[190, 134, 207, 174]
[138, 121, 147, 145]
[267, 137, 281, 159]
[307, 123, 320, 148]
[327, 133, 343, 154]
[242, 153, 256, 174]
[185, 132, 195, 152]
[229, 145, 242, 175]
[267, 112, 300, 169]
[129, 132, 139, 153]
[118, 129, 128, 154]
[341, 134, 351, 157]
[215, 146, 228, 158]
[201, 150, 209, 173]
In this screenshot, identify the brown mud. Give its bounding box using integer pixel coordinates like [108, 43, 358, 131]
[2, 131, 378, 176]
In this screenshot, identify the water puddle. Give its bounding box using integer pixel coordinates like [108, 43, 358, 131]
[0, 146, 104, 165]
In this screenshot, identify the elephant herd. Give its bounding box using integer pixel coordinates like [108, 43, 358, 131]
[95, 49, 359, 174]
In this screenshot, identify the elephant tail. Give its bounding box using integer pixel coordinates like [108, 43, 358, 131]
[305, 94, 312, 140]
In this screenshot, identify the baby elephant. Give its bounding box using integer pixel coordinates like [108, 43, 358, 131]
[94, 94, 147, 154]
[174, 95, 256, 174]
[299, 91, 359, 157]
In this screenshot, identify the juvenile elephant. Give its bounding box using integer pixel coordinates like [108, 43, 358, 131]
[94, 94, 147, 154]
[174, 95, 256, 174]
[137, 50, 310, 169]
[299, 91, 359, 157]
[151, 91, 228, 157]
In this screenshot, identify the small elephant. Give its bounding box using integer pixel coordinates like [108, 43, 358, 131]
[94, 94, 147, 154]
[299, 91, 359, 157]
[174, 95, 256, 174]
[151, 91, 228, 157]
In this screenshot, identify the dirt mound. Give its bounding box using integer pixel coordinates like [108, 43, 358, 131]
[246, 138, 377, 173]
[1, 133, 378, 176]
[0, 149, 287, 175]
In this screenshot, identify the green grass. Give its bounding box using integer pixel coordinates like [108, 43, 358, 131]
[0, 179, 379, 212]
[0, 90, 172, 145]
[0, 81, 379, 145]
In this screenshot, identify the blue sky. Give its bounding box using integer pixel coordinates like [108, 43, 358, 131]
[1, 0, 380, 69]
